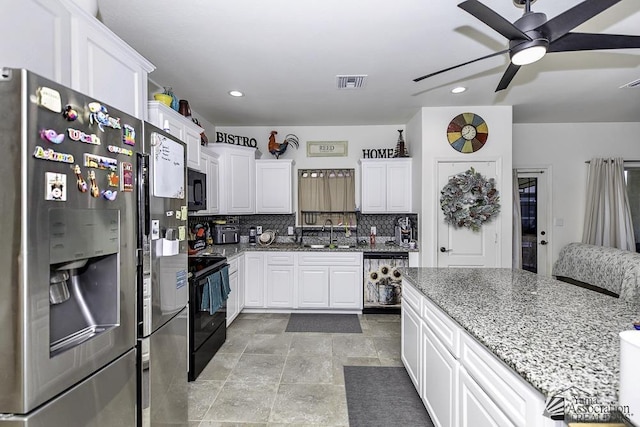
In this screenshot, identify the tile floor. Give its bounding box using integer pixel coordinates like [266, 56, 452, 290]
[188, 312, 403, 426]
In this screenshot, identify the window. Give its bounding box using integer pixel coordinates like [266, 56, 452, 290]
[624, 166, 640, 252]
[298, 168, 356, 227]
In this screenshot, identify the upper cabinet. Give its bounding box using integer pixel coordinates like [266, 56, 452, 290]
[360, 158, 413, 213]
[1, 0, 154, 119]
[205, 144, 257, 214]
[256, 159, 294, 214]
[147, 101, 203, 170]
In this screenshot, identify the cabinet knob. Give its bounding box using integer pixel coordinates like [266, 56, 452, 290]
[540, 240, 548, 246]
[440, 247, 451, 253]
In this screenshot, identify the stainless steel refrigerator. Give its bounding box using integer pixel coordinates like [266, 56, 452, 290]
[136, 122, 189, 426]
[0, 68, 140, 425]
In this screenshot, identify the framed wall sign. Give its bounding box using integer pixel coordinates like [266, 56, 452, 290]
[306, 140, 348, 157]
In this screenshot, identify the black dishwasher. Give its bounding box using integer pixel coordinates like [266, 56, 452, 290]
[363, 252, 409, 314]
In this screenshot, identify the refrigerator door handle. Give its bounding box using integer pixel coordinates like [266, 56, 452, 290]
[137, 153, 150, 237]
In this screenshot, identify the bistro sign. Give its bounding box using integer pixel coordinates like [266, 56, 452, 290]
[215, 132, 257, 148]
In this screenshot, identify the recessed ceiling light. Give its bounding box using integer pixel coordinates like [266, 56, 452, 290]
[451, 86, 467, 94]
[228, 90, 244, 97]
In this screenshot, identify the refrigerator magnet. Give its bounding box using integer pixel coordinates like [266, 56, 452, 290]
[176, 210, 182, 220]
[107, 172, 119, 187]
[178, 225, 186, 241]
[84, 153, 117, 171]
[45, 172, 67, 201]
[40, 129, 65, 144]
[36, 87, 62, 113]
[123, 124, 136, 146]
[181, 206, 187, 220]
[62, 105, 78, 121]
[120, 162, 133, 192]
[73, 165, 87, 192]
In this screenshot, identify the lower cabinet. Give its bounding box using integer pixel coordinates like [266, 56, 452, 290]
[298, 267, 330, 308]
[458, 367, 515, 427]
[401, 298, 421, 390]
[243, 251, 363, 310]
[402, 280, 554, 427]
[244, 252, 265, 308]
[422, 321, 459, 427]
[227, 256, 240, 326]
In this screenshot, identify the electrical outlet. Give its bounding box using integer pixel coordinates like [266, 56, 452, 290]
[371, 226, 377, 235]
[288, 226, 294, 235]
[256, 226, 263, 234]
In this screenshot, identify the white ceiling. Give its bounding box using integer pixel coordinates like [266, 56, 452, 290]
[97, 0, 640, 126]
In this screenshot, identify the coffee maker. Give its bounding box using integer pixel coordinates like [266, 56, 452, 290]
[395, 217, 412, 246]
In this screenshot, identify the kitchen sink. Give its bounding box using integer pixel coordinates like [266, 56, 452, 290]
[302, 244, 356, 249]
[304, 244, 329, 249]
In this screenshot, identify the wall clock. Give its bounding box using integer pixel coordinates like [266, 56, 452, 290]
[446, 113, 488, 153]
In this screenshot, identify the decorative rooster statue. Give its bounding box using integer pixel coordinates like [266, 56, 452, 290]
[268, 131, 299, 159]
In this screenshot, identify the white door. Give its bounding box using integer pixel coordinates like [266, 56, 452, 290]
[329, 266, 361, 309]
[517, 169, 551, 276]
[298, 267, 329, 308]
[437, 161, 499, 268]
[266, 265, 295, 308]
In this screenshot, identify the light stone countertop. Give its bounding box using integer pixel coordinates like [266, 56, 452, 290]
[400, 267, 640, 409]
[198, 240, 418, 260]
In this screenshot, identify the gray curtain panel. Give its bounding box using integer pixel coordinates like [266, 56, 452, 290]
[582, 158, 635, 251]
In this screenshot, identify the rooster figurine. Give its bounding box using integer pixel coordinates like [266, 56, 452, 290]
[268, 131, 299, 159]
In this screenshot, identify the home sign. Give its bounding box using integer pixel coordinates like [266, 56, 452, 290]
[362, 148, 394, 158]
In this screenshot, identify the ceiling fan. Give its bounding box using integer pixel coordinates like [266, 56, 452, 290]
[413, 0, 640, 91]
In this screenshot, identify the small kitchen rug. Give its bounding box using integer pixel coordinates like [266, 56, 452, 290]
[344, 366, 434, 427]
[285, 313, 362, 333]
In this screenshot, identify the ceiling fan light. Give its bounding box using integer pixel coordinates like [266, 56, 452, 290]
[511, 44, 547, 66]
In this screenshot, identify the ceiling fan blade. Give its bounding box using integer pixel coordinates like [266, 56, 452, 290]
[539, 0, 623, 42]
[458, 0, 530, 41]
[495, 63, 521, 92]
[413, 49, 509, 82]
[548, 32, 640, 52]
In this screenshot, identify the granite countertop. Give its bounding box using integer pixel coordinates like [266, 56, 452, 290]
[400, 267, 640, 407]
[196, 240, 418, 259]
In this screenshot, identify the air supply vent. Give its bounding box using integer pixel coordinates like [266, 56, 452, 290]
[336, 75, 368, 89]
[620, 78, 640, 89]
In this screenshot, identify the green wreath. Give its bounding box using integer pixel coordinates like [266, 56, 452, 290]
[440, 167, 500, 231]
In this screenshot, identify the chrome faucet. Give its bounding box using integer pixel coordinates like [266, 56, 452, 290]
[322, 219, 334, 245]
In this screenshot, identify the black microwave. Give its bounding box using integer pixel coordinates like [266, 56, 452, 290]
[187, 168, 207, 211]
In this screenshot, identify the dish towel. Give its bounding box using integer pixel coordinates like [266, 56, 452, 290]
[201, 266, 231, 315]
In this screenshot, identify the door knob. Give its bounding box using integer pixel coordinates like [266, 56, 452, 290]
[540, 240, 548, 245]
[440, 247, 451, 253]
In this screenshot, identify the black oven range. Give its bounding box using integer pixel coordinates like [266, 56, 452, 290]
[188, 254, 228, 381]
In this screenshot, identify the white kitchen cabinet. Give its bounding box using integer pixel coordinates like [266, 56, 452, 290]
[148, 101, 203, 170]
[2, 0, 154, 120]
[265, 253, 295, 308]
[402, 280, 554, 427]
[458, 367, 515, 427]
[422, 322, 459, 427]
[361, 158, 412, 213]
[298, 267, 330, 308]
[206, 144, 256, 214]
[401, 298, 421, 391]
[244, 252, 265, 308]
[297, 252, 362, 310]
[71, 8, 153, 119]
[256, 159, 294, 214]
[227, 256, 240, 326]
[329, 266, 362, 309]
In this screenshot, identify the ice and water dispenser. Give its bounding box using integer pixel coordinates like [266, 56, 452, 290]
[48, 208, 120, 356]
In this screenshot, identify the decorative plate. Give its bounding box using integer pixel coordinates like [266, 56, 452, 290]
[446, 113, 488, 153]
[258, 230, 276, 246]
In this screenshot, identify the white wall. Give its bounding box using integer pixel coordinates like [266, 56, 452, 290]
[406, 110, 424, 264]
[513, 122, 640, 264]
[216, 125, 407, 216]
[417, 106, 513, 268]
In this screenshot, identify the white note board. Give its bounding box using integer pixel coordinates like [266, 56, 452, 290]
[152, 132, 185, 199]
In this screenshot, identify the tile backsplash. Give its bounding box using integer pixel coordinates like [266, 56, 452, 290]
[189, 213, 418, 241]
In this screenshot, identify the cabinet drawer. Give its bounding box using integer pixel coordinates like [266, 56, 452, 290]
[402, 280, 422, 313]
[423, 297, 460, 358]
[228, 257, 239, 274]
[266, 252, 295, 265]
[459, 332, 542, 427]
[298, 252, 361, 266]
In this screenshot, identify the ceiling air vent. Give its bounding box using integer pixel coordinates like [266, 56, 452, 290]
[620, 78, 640, 89]
[336, 75, 367, 89]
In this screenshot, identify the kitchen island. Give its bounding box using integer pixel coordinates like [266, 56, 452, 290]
[401, 268, 639, 426]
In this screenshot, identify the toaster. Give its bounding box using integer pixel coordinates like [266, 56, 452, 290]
[213, 224, 239, 244]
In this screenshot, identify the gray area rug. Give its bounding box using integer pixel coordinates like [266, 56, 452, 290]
[344, 366, 434, 427]
[285, 313, 362, 333]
